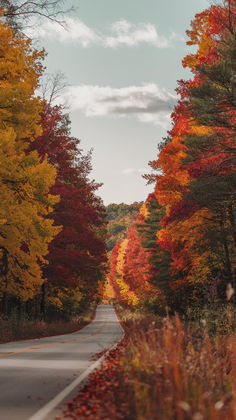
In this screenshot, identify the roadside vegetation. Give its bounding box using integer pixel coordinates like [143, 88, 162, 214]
[62, 305, 236, 420]
[62, 1, 236, 418]
[0, 304, 96, 344]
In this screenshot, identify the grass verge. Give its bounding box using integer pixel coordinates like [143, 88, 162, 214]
[0, 305, 96, 343]
[60, 305, 236, 420]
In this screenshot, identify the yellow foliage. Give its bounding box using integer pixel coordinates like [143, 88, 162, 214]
[0, 18, 61, 302]
[190, 124, 212, 136]
[139, 203, 149, 218]
[0, 128, 61, 301]
[116, 239, 128, 277]
[47, 286, 83, 310]
[158, 207, 227, 283]
[103, 278, 116, 302]
[94, 279, 106, 301]
[113, 239, 141, 307]
[116, 276, 139, 306]
[183, 10, 216, 72]
[0, 18, 44, 144]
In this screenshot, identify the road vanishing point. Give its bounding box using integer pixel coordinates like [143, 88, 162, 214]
[0, 304, 123, 420]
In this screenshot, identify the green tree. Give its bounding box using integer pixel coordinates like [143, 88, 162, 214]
[138, 196, 173, 311]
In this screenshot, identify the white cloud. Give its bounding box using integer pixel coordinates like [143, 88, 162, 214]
[60, 83, 176, 128]
[28, 17, 183, 49]
[27, 17, 99, 47]
[105, 20, 170, 48]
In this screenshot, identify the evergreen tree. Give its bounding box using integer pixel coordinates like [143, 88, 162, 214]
[138, 196, 172, 294]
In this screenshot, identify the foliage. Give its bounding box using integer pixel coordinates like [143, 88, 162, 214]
[107, 1, 236, 314]
[0, 13, 107, 319]
[0, 16, 44, 142]
[106, 202, 142, 221]
[29, 104, 107, 316]
[138, 195, 173, 311]
[0, 18, 60, 311]
[106, 202, 142, 252]
[108, 205, 154, 309]
[0, 128, 60, 304]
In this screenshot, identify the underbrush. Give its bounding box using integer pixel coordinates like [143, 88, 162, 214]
[185, 302, 236, 336]
[62, 306, 236, 420]
[0, 305, 95, 343]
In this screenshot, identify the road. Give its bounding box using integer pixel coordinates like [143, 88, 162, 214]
[0, 304, 123, 420]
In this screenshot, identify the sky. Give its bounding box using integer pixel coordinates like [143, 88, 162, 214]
[31, 0, 210, 205]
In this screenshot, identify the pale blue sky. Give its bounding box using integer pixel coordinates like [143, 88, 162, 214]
[35, 0, 210, 204]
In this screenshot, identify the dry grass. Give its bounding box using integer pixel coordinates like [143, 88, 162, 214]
[62, 309, 236, 420]
[0, 307, 95, 343]
[121, 316, 235, 420]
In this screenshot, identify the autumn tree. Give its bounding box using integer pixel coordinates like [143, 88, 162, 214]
[143, 1, 236, 311]
[182, 1, 236, 287]
[108, 241, 122, 302]
[138, 196, 170, 289]
[0, 17, 44, 142]
[0, 18, 60, 314]
[0, 128, 60, 312]
[29, 104, 107, 317]
[108, 205, 152, 308]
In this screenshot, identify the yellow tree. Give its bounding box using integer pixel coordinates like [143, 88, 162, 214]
[0, 129, 60, 304]
[0, 17, 60, 312]
[0, 16, 44, 144]
[114, 239, 140, 307]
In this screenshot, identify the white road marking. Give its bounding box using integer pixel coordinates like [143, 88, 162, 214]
[28, 311, 125, 420]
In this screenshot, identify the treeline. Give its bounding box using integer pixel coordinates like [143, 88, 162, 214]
[108, 0, 236, 314]
[0, 5, 107, 319]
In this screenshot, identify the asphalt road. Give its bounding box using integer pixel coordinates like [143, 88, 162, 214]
[0, 304, 123, 420]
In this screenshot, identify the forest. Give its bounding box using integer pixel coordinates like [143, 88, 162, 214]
[107, 0, 236, 317]
[0, 0, 236, 419]
[0, 1, 107, 326]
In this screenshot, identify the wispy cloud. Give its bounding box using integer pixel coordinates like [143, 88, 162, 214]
[60, 83, 177, 128]
[28, 17, 184, 49]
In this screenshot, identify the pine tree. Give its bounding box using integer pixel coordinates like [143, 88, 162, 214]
[138, 196, 172, 294]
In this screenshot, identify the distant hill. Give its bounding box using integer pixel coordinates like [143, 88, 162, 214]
[106, 202, 143, 252]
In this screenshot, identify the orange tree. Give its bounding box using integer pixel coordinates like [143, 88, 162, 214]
[149, 1, 236, 310]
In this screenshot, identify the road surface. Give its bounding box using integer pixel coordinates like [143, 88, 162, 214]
[0, 304, 123, 420]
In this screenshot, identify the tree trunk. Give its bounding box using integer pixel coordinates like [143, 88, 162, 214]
[40, 282, 46, 320]
[228, 202, 236, 247]
[2, 291, 8, 316]
[220, 214, 233, 282]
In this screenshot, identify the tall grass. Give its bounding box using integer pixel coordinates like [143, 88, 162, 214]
[121, 316, 234, 420]
[62, 311, 236, 420]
